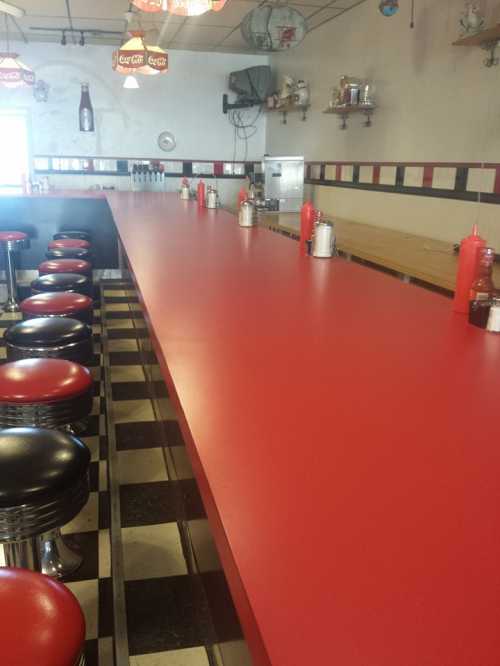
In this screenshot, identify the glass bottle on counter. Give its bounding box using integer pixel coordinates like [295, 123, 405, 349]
[468, 247, 496, 328]
[79, 83, 95, 133]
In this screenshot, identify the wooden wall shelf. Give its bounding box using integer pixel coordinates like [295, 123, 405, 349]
[267, 104, 309, 124]
[453, 23, 500, 66]
[453, 23, 500, 46]
[323, 105, 375, 130]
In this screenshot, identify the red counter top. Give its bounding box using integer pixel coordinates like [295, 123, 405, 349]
[106, 191, 500, 666]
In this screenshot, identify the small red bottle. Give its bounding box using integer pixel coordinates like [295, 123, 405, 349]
[238, 187, 247, 208]
[453, 224, 486, 314]
[197, 180, 206, 208]
[300, 201, 315, 249]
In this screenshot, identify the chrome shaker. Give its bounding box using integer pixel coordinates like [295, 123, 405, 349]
[312, 220, 336, 258]
[206, 187, 218, 209]
[239, 200, 257, 227]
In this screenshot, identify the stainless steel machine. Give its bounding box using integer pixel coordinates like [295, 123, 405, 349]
[262, 156, 304, 213]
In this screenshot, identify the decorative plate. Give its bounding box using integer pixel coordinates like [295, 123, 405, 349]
[158, 131, 176, 152]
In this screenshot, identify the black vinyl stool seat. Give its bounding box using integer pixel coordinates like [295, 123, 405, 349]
[53, 231, 91, 242]
[4, 317, 93, 365]
[31, 272, 92, 298]
[46, 246, 92, 261]
[0, 427, 90, 573]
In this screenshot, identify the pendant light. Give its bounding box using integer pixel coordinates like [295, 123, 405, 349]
[0, 15, 34, 89]
[132, 0, 226, 17]
[131, 0, 167, 11]
[123, 75, 140, 89]
[112, 31, 168, 77]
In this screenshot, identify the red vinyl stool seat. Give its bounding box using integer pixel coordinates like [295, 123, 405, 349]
[39, 259, 92, 279]
[0, 231, 28, 244]
[48, 239, 90, 250]
[21, 292, 93, 325]
[0, 358, 93, 429]
[0, 568, 86, 666]
[0, 230, 29, 313]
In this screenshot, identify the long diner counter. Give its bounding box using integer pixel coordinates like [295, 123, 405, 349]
[107, 191, 500, 666]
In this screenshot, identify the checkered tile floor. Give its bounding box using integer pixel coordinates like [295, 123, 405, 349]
[1, 281, 248, 666]
[104, 283, 246, 665]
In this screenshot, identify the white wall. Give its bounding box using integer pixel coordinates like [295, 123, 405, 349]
[0, 42, 268, 161]
[265, 0, 500, 247]
[266, 0, 500, 162]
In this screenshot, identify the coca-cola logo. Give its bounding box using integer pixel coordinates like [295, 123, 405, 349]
[147, 54, 167, 68]
[119, 53, 146, 66]
[0, 69, 34, 84]
[112, 48, 167, 72]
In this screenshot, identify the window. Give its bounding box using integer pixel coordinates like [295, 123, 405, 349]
[0, 110, 29, 192]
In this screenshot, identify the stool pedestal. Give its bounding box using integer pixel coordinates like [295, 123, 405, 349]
[39, 528, 83, 578]
[0, 232, 28, 313]
[3, 538, 41, 570]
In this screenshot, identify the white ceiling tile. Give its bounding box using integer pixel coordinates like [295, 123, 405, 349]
[170, 24, 231, 46]
[305, 7, 345, 28]
[218, 27, 246, 46]
[9, 0, 359, 51]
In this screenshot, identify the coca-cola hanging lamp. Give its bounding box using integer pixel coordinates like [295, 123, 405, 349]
[132, 0, 227, 16]
[0, 15, 35, 89]
[131, 0, 168, 11]
[112, 32, 168, 76]
[0, 52, 35, 88]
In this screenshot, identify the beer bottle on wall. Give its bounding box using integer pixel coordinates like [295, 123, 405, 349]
[79, 83, 95, 132]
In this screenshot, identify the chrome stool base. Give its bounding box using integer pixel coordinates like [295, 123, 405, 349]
[3, 298, 20, 313]
[39, 529, 83, 579]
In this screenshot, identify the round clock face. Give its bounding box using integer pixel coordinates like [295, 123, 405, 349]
[158, 131, 176, 152]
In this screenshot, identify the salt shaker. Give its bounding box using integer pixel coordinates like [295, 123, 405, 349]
[486, 297, 500, 333]
[312, 212, 336, 258]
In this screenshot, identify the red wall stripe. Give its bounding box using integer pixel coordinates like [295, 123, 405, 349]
[423, 166, 434, 188]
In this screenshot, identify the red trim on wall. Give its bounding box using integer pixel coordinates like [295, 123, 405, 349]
[336, 165, 342, 181]
[423, 166, 434, 188]
[373, 166, 380, 185]
[494, 168, 500, 195]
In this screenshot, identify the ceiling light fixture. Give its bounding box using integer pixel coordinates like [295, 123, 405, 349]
[0, 14, 35, 88]
[131, 0, 167, 11]
[0, 52, 35, 88]
[132, 0, 226, 16]
[0, 1, 24, 18]
[112, 31, 168, 76]
[123, 74, 140, 89]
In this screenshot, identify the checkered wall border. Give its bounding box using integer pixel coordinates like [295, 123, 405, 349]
[305, 162, 500, 204]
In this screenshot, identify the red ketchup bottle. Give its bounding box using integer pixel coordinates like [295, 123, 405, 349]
[300, 201, 315, 251]
[238, 187, 247, 208]
[197, 180, 206, 208]
[453, 224, 486, 314]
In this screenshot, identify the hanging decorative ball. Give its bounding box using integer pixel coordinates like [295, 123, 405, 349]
[0, 53, 35, 88]
[241, 3, 307, 51]
[379, 0, 399, 16]
[112, 32, 168, 76]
